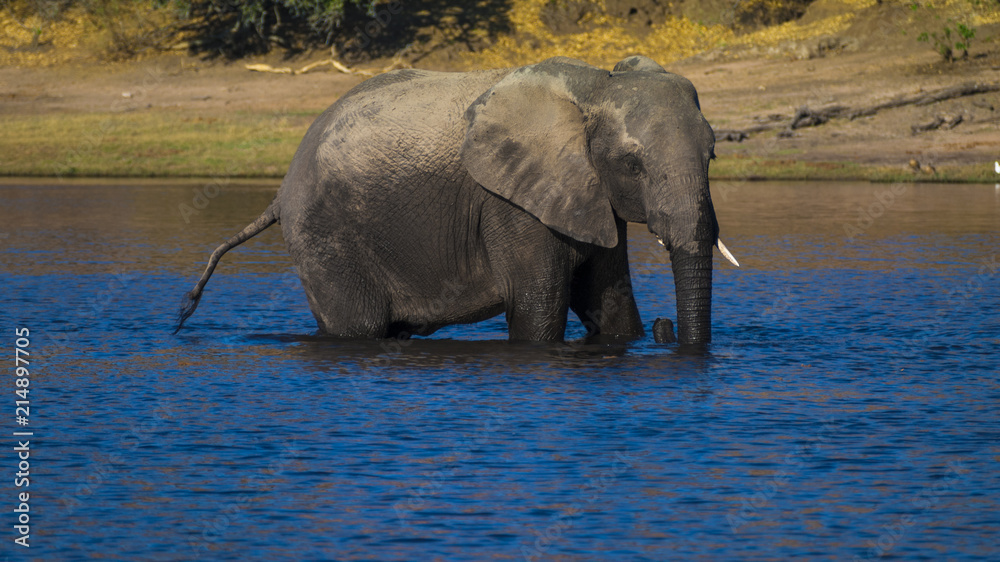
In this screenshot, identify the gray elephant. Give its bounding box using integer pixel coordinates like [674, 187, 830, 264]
[176, 55, 738, 345]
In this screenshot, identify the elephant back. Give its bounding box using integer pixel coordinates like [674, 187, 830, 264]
[278, 68, 512, 225]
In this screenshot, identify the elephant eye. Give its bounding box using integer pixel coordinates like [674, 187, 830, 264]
[623, 154, 644, 176]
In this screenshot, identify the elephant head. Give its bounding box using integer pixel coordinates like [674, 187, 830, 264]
[461, 56, 738, 345]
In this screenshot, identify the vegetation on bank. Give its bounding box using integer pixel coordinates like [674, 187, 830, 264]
[1, 110, 992, 182]
[2, 0, 998, 181]
[4, 0, 997, 67]
[0, 111, 307, 177]
[1, 0, 384, 61]
[710, 156, 996, 184]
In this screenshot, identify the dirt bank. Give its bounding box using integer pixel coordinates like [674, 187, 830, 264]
[683, 46, 1000, 181]
[1, 0, 998, 181]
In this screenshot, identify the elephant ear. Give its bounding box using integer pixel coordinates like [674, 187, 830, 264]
[461, 65, 617, 248]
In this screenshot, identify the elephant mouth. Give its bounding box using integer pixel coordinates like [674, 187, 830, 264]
[654, 235, 740, 268]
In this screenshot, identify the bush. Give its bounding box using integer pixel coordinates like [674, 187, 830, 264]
[917, 20, 974, 62]
[2, 0, 384, 57]
[730, 0, 815, 30]
[175, 0, 381, 57]
[909, 0, 994, 63]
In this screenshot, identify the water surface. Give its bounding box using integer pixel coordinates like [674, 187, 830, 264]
[2, 179, 998, 560]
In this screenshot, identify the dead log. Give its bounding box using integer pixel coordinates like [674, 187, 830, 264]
[911, 116, 945, 134]
[244, 47, 412, 77]
[712, 123, 777, 141]
[716, 81, 999, 141]
[715, 129, 749, 142]
[848, 82, 1000, 119]
[790, 104, 849, 129]
[911, 114, 964, 134]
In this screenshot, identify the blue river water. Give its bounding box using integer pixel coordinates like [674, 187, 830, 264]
[1, 179, 998, 561]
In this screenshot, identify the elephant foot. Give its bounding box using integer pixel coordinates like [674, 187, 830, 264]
[653, 318, 676, 344]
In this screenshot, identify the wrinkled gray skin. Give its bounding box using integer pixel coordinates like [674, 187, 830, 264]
[176, 55, 727, 346]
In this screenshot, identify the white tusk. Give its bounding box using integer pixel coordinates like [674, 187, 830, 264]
[717, 238, 740, 267]
[656, 237, 665, 247]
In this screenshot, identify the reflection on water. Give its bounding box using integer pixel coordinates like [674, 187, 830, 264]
[2, 179, 998, 560]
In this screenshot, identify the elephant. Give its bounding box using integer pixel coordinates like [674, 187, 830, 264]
[175, 55, 739, 345]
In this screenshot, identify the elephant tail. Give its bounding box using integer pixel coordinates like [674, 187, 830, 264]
[174, 200, 280, 334]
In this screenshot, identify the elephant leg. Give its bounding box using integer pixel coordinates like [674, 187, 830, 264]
[570, 219, 644, 342]
[505, 276, 572, 341]
[482, 205, 582, 341]
[295, 259, 392, 338]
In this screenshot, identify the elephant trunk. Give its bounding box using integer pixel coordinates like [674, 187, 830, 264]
[670, 241, 714, 345]
[649, 170, 719, 346]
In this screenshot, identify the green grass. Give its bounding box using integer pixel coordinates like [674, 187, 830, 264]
[710, 156, 995, 183]
[0, 110, 317, 177]
[1, 110, 994, 183]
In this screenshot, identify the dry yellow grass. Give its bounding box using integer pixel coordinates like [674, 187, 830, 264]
[466, 0, 876, 68]
[732, 12, 856, 48]
[467, 0, 999, 68]
[470, 0, 732, 68]
[0, 2, 179, 67]
[4, 0, 997, 69]
[0, 9, 96, 66]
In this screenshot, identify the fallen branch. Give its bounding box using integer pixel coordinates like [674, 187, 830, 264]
[790, 104, 849, 129]
[714, 123, 775, 142]
[245, 46, 413, 77]
[245, 63, 293, 74]
[296, 58, 355, 75]
[849, 82, 1000, 118]
[245, 59, 365, 76]
[716, 130, 749, 142]
[715, 81, 1000, 141]
[911, 114, 963, 134]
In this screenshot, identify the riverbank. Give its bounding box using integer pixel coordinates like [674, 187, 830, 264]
[2, 3, 998, 182]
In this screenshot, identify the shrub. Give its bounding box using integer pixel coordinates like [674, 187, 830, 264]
[2, 0, 384, 57]
[910, 0, 987, 62]
[175, 0, 381, 56]
[730, 0, 816, 30]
